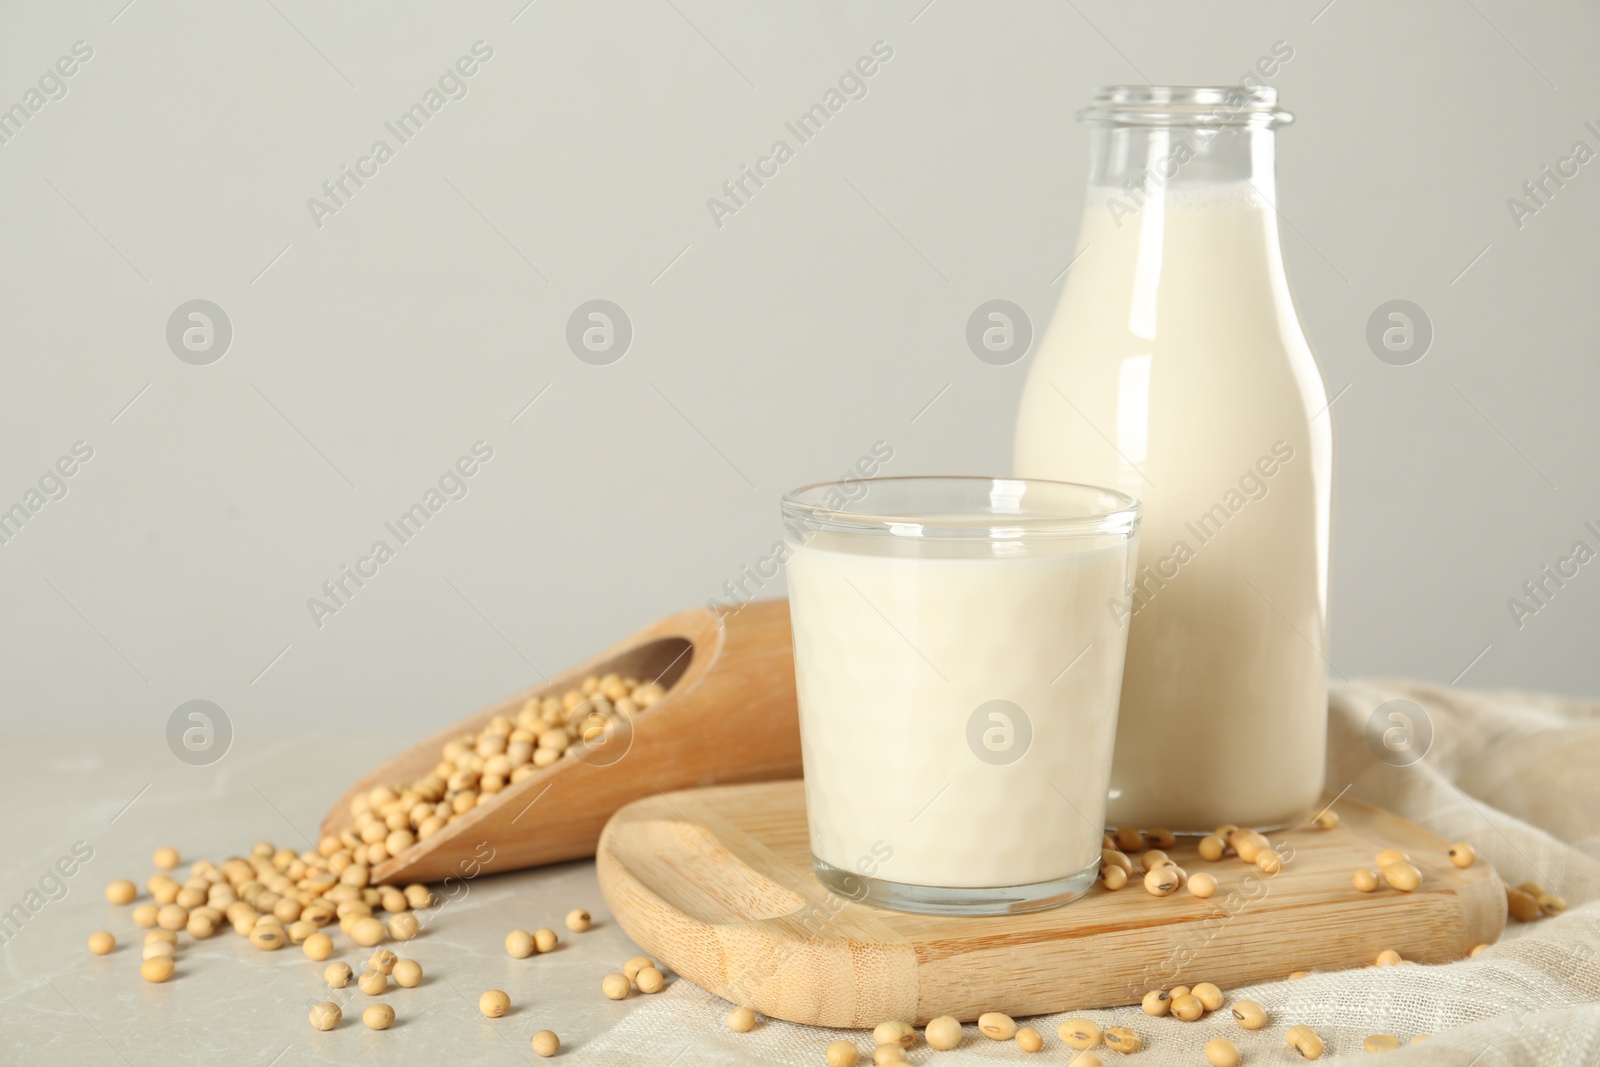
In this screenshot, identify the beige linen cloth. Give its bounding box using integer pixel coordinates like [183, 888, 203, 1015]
[579, 681, 1600, 1065]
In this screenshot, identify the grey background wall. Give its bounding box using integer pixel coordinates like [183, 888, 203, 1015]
[2, 0, 1596, 740]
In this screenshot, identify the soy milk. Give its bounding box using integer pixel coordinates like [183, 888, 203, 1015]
[787, 525, 1135, 891]
[1015, 134, 1332, 830]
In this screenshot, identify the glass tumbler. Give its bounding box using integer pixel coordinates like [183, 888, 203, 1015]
[781, 476, 1140, 915]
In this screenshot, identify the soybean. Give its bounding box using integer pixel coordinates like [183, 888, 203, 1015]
[601, 973, 631, 1000]
[506, 930, 536, 958]
[1171, 994, 1204, 1022]
[350, 916, 386, 947]
[1352, 868, 1380, 892]
[368, 950, 397, 975]
[1192, 981, 1224, 1011]
[1233, 832, 1270, 863]
[309, 1002, 341, 1031]
[1101, 849, 1133, 874]
[1144, 867, 1180, 896]
[393, 959, 422, 987]
[565, 908, 592, 932]
[726, 1007, 757, 1032]
[362, 1004, 394, 1030]
[533, 928, 558, 953]
[1231, 999, 1267, 1029]
[303, 933, 333, 961]
[1103, 1026, 1140, 1053]
[1015, 1026, 1043, 1052]
[1447, 843, 1476, 868]
[240, 915, 278, 940]
[636, 966, 665, 994]
[153, 847, 180, 871]
[1141, 990, 1171, 1016]
[873, 1021, 914, 1049]
[1059, 1019, 1101, 1049]
[1507, 888, 1542, 922]
[87, 931, 116, 955]
[1312, 810, 1339, 830]
[141, 957, 175, 983]
[1364, 1034, 1400, 1052]
[977, 1012, 1016, 1040]
[1187, 872, 1218, 898]
[479, 989, 510, 1017]
[871, 1043, 907, 1065]
[325, 962, 354, 988]
[531, 1030, 560, 1056]
[824, 1040, 859, 1067]
[359, 970, 388, 996]
[925, 1016, 962, 1051]
[388, 912, 420, 941]
[623, 956, 655, 981]
[249, 925, 285, 951]
[105, 880, 138, 905]
[1382, 861, 1422, 892]
[1198, 835, 1226, 861]
[1204, 1036, 1241, 1067]
[1286, 1024, 1325, 1059]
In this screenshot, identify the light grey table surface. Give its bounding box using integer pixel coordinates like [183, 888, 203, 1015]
[0, 733, 756, 1067]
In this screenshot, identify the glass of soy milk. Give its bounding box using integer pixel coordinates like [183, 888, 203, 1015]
[781, 476, 1139, 915]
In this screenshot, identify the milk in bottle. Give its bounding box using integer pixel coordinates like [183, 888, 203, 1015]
[1013, 86, 1333, 831]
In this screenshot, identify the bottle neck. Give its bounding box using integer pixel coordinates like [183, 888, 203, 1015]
[1085, 123, 1277, 201]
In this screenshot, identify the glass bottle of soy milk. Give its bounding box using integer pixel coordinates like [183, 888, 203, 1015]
[1014, 86, 1332, 831]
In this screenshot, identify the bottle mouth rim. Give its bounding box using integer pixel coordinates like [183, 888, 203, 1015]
[1078, 85, 1294, 128]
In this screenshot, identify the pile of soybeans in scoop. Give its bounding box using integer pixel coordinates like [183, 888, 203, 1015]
[343, 673, 668, 866]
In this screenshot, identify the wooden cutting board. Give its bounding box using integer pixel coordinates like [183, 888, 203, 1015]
[596, 781, 1506, 1027]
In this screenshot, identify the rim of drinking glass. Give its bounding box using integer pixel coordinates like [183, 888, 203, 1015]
[1077, 85, 1294, 128]
[780, 475, 1140, 540]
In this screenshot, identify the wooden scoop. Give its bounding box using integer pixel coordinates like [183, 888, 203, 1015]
[320, 598, 800, 885]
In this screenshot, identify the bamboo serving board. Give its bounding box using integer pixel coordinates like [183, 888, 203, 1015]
[597, 781, 1506, 1027]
